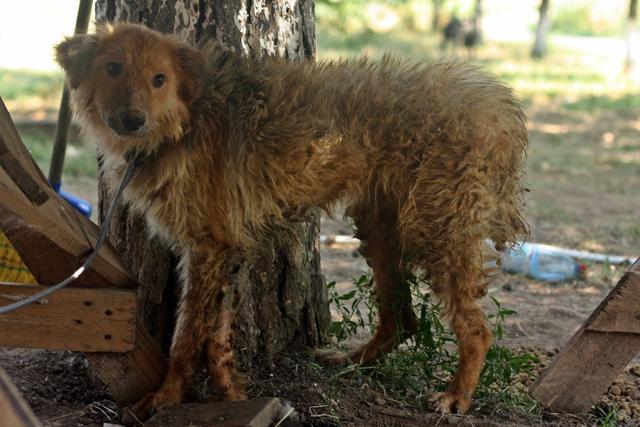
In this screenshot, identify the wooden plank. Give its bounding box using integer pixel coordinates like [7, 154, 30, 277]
[587, 267, 640, 334]
[87, 325, 167, 404]
[0, 97, 167, 403]
[0, 97, 134, 289]
[0, 367, 42, 427]
[0, 283, 137, 352]
[530, 259, 640, 413]
[143, 398, 284, 427]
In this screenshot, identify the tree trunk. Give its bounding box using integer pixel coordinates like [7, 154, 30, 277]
[472, 0, 483, 43]
[94, 0, 330, 375]
[625, 0, 638, 72]
[531, 0, 551, 59]
[431, 0, 443, 32]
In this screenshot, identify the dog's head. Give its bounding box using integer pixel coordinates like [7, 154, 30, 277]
[55, 24, 205, 156]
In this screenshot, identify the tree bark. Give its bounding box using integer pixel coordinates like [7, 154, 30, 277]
[625, 0, 638, 72]
[531, 0, 551, 59]
[94, 0, 330, 374]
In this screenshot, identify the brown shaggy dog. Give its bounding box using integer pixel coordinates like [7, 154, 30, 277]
[55, 23, 527, 419]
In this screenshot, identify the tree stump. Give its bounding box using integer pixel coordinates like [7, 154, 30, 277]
[94, 0, 331, 376]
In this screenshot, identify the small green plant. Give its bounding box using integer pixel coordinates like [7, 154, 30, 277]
[327, 275, 377, 341]
[326, 273, 538, 410]
[592, 405, 618, 427]
[479, 296, 538, 390]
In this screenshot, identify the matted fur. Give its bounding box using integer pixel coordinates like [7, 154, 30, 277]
[56, 23, 527, 419]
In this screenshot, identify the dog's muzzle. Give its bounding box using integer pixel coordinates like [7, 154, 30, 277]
[107, 109, 147, 136]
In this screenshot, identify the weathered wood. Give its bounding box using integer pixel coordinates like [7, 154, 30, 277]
[144, 398, 283, 427]
[0, 97, 134, 289]
[530, 258, 640, 413]
[86, 325, 167, 404]
[0, 367, 42, 427]
[0, 282, 136, 352]
[0, 96, 167, 403]
[94, 0, 330, 378]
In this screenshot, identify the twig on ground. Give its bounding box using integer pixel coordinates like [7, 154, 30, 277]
[274, 406, 295, 427]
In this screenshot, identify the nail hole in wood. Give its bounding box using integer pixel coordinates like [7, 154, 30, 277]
[104, 334, 112, 340]
[74, 319, 82, 324]
[84, 301, 92, 306]
[105, 309, 113, 316]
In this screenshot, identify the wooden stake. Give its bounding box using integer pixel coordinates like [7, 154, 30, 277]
[530, 258, 640, 413]
[0, 367, 42, 427]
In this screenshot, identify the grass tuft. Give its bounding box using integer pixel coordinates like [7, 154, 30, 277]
[326, 273, 539, 414]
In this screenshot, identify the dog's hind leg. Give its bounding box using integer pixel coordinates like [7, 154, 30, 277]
[428, 239, 493, 414]
[129, 243, 232, 420]
[316, 205, 417, 365]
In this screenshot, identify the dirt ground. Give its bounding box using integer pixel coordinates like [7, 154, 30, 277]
[2, 222, 638, 426]
[1, 98, 639, 425]
[2, 236, 638, 426]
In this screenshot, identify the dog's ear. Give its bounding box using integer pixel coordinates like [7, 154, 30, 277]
[174, 45, 206, 106]
[55, 34, 99, 89]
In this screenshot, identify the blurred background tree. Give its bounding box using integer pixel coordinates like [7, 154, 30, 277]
[625, 0, 639, 72]
[532, 0, 551, 58]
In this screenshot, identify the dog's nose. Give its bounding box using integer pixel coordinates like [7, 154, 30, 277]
[120, 111, 146, 132]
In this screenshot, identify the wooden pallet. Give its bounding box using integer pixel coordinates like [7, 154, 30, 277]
[0, 96, 166, 404]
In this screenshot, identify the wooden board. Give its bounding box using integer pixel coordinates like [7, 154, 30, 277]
[0, 367, 42, 427]
[0, 282, 136, 352]
[0, 96, 167, 404]
[0, 97, 134, 289]
[87, 325, 167, 404]
[143, 398, 284, 427]
[530, 258, 640, 413]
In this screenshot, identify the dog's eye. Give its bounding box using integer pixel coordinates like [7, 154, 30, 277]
[106, 62, 122, 77]
[153, 74, 165, 88]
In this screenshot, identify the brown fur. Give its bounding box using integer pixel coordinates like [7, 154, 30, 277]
[55, 23, 528, 419]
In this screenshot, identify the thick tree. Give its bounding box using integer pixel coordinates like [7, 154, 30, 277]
[532, 0, 551, 59]
[94, 0, 330, 380]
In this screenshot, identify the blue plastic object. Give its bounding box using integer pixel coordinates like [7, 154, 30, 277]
[50, 182, 93, 218]
[501, 242, 580, 282]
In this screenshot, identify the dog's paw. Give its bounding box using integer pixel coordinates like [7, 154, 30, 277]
[222, 387, 248, 401]
[124, 390, 181, 423]
[123, 392, 156, 423]
[427, 391, 471, 414]
[314, 349, 349, 366]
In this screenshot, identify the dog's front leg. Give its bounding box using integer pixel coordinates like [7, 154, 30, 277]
[205, 300, 247, 401]
[129, 241, 232, 421]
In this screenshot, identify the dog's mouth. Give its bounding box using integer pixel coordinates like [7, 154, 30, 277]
[105, 111, 149, 137]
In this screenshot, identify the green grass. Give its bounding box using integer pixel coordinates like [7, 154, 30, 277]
[563, 94, 640, 113]
[0, 69, 63, 101]
[325, 274, 539, 416]
[551, 3, 623, 37]
[318, 28, 633, 105]
[19, 128, 97, 179]
[592, 405, 619, 427]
